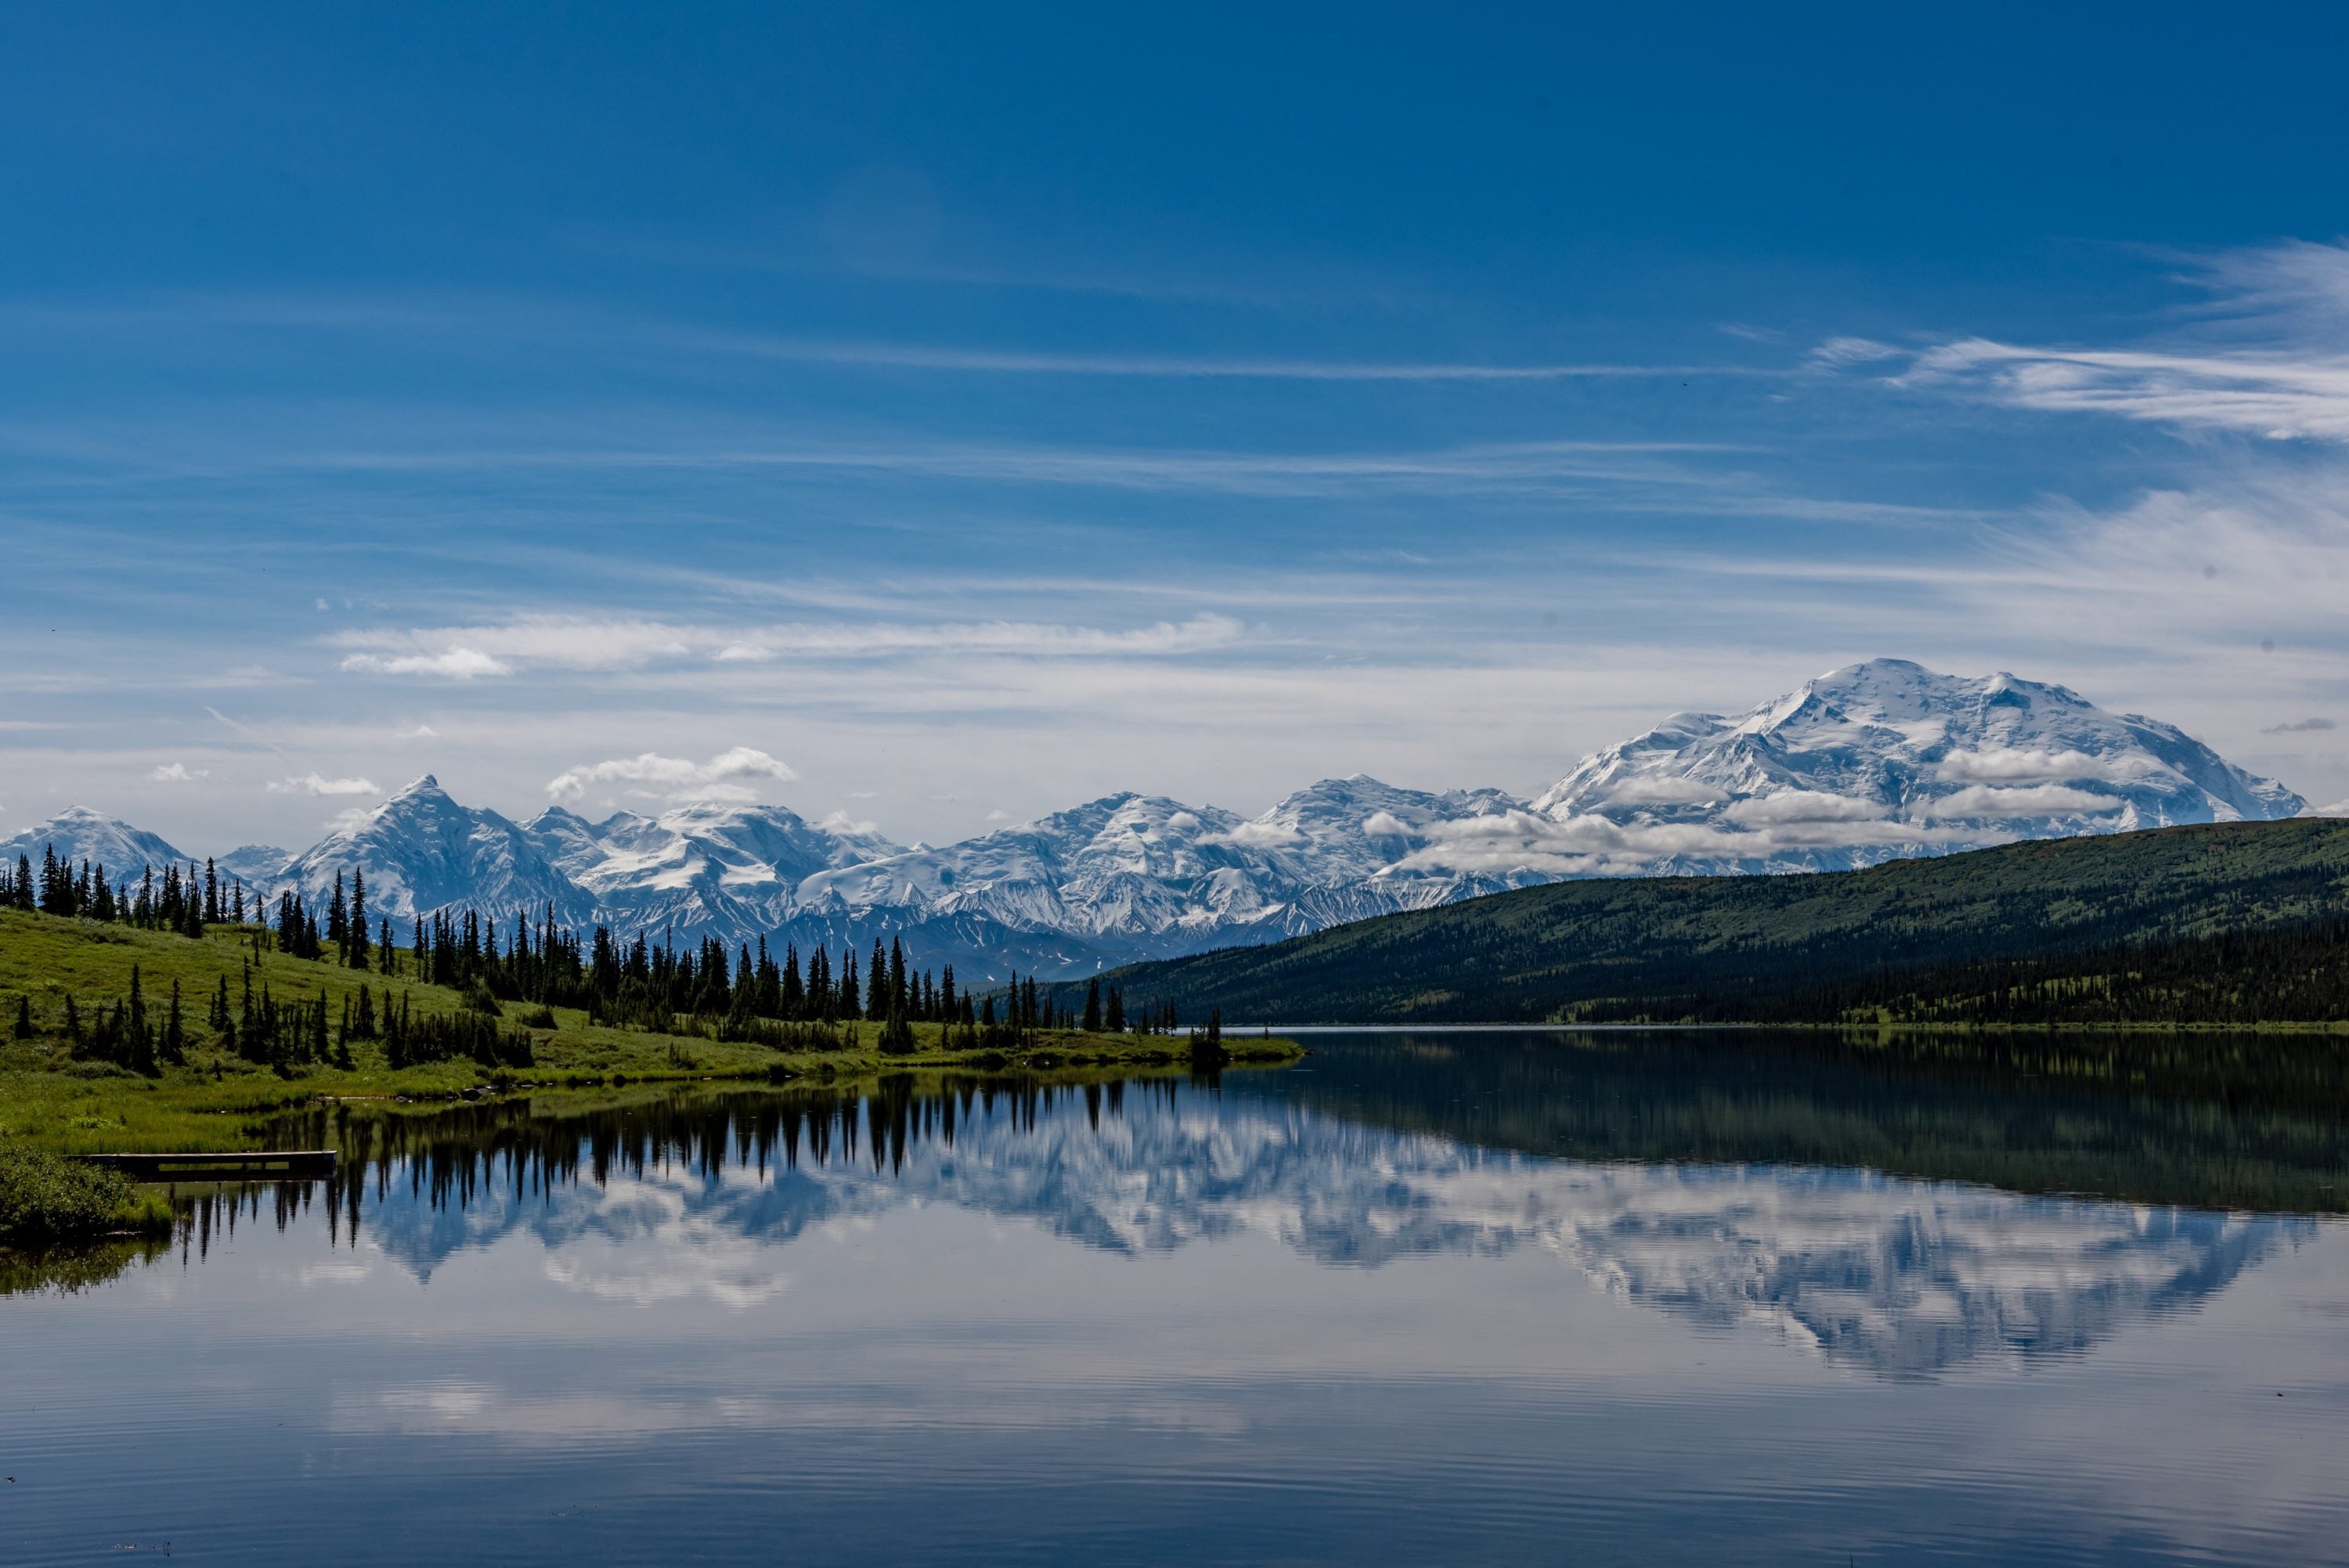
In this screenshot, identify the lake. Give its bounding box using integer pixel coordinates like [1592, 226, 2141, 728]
[7, 1029, 2349, 1564]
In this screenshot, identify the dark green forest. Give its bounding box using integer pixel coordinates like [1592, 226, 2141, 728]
[1072, 820, 2349, 1026]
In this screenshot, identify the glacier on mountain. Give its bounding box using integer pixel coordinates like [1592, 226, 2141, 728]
[2, 660, 2308, 974]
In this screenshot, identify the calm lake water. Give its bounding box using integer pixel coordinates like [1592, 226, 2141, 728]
[7, 1029, 2349, 1565]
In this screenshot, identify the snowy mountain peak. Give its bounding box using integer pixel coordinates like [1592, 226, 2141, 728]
[0, 808, 193, 874]
[1519, 659, 2305, 877]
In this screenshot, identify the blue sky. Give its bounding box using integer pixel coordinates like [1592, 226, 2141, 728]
[5, 2, 2347, 850]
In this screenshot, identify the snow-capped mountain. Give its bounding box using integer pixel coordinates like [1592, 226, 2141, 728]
[215, 845, 294, 885]
[519, 799, 907, 936]
[0, 806, 192, 878]
[1390, 658, 2304, 881]
[795, 778, 1528, 956]
[5, 660, 2310, 973]
[1533, 658, 2303, 871]
[275, 775, 594, 927]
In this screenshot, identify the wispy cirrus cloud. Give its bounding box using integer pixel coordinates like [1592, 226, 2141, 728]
[1900, 337, 2349, 441]
[545, 747, 797, 803]
[334, 612, 1247, 679]
[670, 327, 1777, 383]
[1885, 241, 2349, 442]
[147, 762, 208, 783]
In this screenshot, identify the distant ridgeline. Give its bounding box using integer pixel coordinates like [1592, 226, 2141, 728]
[1058, 820, 2349, 1027]
[0, 847, 1177, 1071]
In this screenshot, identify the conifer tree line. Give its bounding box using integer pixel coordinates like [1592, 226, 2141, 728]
[5, 842, 1177, 1062]
[1788, 915, 2349, 1026]
[2, 846, 251, 937]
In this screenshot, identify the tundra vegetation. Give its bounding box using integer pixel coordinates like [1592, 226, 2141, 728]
[0, 855, 1294, 1174]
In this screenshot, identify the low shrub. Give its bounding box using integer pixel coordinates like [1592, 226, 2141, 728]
[0, 1141, 139, 1245]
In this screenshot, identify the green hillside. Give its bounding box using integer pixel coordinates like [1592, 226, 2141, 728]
[0, 907, 1294, 1158]
[1074, 820, 2349, 1026]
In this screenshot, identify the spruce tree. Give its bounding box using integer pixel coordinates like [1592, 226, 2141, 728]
[349, 869, 370, 968]
[1082, 978, 1102, 1033]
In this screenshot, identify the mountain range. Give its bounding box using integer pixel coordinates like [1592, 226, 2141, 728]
[2, 660, 2312, 977]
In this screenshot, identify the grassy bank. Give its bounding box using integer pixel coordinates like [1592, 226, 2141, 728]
[0, 907, 1301, 1155]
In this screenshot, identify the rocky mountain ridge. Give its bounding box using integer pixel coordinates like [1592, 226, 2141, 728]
[3, 660, 2308, 975]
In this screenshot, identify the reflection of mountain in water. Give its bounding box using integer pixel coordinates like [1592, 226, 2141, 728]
[338, 1082, 2308, 1378]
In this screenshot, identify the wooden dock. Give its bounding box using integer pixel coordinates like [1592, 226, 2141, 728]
[75, 1150, 338, 1182]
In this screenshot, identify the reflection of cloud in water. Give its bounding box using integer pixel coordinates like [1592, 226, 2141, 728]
[361, 1102, 2308, 1376]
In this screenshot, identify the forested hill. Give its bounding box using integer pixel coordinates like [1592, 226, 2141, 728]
[1068, 820, 2349, 1026]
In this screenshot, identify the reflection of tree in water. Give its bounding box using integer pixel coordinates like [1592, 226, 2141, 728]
[0, 1235, 170, 1297]
[217, 1069, 2322, 1379]
[1234, 1029, 2349, 1215]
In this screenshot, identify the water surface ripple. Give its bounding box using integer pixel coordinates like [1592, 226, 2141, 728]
[5, 1029, 2347, 1565]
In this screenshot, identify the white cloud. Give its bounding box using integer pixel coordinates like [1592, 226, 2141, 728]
[1936, 747, 2127, 784]
[147, 762, 209, 784]
[1164, 810, 1201, 832]
[268, 773, 379, 796]
[1903, 337, 2349, 442]
[545, 746, 797, 802]
[1381, 804, 2007, 879]
[677, 613, 1247, 662]
[1201, 819, 1304, 849]
[1809, 336, 1902, 368]
[1600, 775, 1724, 806]
[402, 723, 439, 738]
[340, 647, 513, 679]
[1895, 242, 2349, 442]
[1361, 810, 1413, 836]
[983, 809, 1009, 821]
[331, 612, 1246, 676]
[1720, 791, 1888, 824]
[815, 809, 882, 837]
[1923, 784, 2123, 819]
[2264, 717, 2336, 734]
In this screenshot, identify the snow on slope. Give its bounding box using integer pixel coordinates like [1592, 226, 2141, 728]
[521, 800, 904, 936]
[796, 778, 1535, 953]
[276, 775, 594, 925]
[1, 806, 193, 878]
[1387, 658, 2304, 880]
